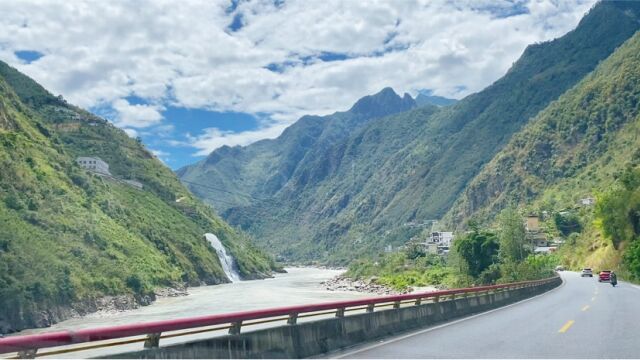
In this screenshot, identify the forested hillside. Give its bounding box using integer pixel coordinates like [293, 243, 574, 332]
[444, 30, 640, 279]
[0, 61, 278, 333]
[212, 1, 640, 264]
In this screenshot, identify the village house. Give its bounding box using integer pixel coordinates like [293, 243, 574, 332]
[525, 214, 548, 248]
[580, 197, 596, 206]
[76, 157, 111, 176]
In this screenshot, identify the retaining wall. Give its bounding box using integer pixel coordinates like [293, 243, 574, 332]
[109, 277, 561, 359]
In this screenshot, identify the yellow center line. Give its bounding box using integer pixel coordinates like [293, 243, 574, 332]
[581, 305, 590, 311]
[558, 320, 575, 333]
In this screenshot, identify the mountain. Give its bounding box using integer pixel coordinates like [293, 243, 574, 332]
[0, 61, 278, 333]
[177, 87, 416, 212]
[183, 1, 640, 264]
[445, 27, 640, 226]
[415, 93, 457, 107]
[442, 29, 640, 272]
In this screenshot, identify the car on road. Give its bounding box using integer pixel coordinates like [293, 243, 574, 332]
[581, 268, 593, 277]
[555, 265, 566, 271]
[599, 270, 611, 282]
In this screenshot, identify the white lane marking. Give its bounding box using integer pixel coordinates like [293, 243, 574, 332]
[334, 279, 566, 359]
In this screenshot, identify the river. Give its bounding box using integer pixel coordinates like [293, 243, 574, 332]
[15, 267, 370, 358]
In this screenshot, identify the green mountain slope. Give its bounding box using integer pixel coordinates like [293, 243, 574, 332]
[217, 1, 640, 263]
[442, 30, 640, 277]
[177, 87, 416, 213]
[445, 30, 640, 228]
[0, 62, 277, 333]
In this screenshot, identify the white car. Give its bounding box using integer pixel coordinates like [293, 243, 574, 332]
[581, 268, 593, 277]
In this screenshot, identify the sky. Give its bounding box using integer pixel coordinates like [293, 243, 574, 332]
[0, 0, 596, 169]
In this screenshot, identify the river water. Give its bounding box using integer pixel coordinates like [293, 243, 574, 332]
[16, 267, 370, 358]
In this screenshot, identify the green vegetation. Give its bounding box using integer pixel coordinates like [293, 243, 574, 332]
[345, 249, 457, 290]
[595, 167, 640, 281]
[0, 61, 278, 333]
[346, 209, 558, 291]
[454, 226, 499, 279]
[182, 2, 640, 264]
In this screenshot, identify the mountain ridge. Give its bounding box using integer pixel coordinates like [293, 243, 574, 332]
[177, 87, 417, 212]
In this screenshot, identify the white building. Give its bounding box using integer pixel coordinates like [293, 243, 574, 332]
[429, 232, 454, 247]
[580, 197, 596, 206]
[76, 157, 111, 176]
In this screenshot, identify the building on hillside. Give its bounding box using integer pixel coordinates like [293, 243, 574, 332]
[429, 232, 454, 247]
[76, 157, 111, 176]
[525, 215, 540, 232]
[524, 214, 547, 248]
[580, 197, 596, 206]
[419, 231, 454, 255]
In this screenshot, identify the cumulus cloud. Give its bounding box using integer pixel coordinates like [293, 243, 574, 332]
[186, 124, 290, 156]
[0, 0, 596, 154]
[112, 99, 164, 128]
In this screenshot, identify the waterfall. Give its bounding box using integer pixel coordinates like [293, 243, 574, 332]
[204, 233, 241, 282]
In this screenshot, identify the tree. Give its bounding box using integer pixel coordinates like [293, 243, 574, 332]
[497, 207, 526, 262]
[454, 229, 499, 278]
[554, 212, 582, 236]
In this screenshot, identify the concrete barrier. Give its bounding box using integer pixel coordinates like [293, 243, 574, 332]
[109, 277, 561, 359]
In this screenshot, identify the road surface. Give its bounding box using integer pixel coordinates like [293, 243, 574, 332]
[333, 272, 640, 358]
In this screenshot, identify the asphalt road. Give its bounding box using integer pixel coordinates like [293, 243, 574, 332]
[333, 272, 640, 358]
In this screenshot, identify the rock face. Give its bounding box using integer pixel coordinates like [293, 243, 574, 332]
[0, 284, 193, 335]
[0, 293, 154, 334]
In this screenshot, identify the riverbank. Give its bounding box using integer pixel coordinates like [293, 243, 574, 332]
[0, 283, 190, 335]
[321, 275, 407, 295]
[9, 268, 366, 338]
[321, 275, 442, 295]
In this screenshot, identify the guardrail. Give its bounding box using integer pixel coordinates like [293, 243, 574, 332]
[0, 276, 558, 358]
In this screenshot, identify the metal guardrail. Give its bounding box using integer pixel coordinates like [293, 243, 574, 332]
[0, 276, 558, 358]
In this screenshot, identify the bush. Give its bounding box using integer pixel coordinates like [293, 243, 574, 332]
[4, 193, 24, 210]
[623, 239, 640, 281]
[125, 274, 145, 294]
[554, 212, 582, 236]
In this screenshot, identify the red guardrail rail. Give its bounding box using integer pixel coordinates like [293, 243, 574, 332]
[0, 276, 558, 357]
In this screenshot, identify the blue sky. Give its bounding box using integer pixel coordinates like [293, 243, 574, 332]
[0, 0, 596, 169]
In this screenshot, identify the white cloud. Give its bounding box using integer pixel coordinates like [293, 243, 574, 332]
[0, 0, 597, 153]
[112, 99, 164, 128]
[187, 124, 290, 156]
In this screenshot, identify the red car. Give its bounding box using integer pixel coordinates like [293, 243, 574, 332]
[599, 270, 611, 282]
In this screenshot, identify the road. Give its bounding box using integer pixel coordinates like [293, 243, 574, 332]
[333, 272, 640, 358]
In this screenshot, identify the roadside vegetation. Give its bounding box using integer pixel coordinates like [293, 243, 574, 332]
[346, 207, 559, 291]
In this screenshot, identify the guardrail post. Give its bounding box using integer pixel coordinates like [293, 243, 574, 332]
[451, 293, 456, 300]
[336, 308, 345, 318]
[17, 349, 37, 359]
[287, 312, 298, 325]
[393, 301, 401, 309]
[144, 333, 161, 349]
[414, 298, 422, 306]
[434, 295, 440, 303]
[229, 321, 242, 335]
[366, 304, 375, 313]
